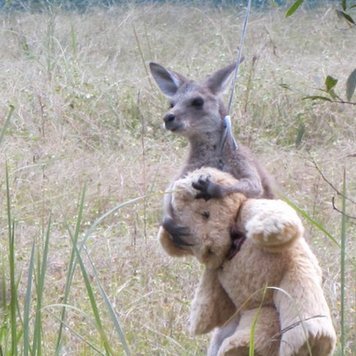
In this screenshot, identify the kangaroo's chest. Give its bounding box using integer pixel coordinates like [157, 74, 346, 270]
[182, 157, 237, 179]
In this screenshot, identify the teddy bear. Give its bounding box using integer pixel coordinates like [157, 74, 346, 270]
[158, 167, 336, 356]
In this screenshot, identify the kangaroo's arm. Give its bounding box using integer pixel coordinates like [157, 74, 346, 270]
[192, 141, 276, 199]
[193, 155, 264, 200]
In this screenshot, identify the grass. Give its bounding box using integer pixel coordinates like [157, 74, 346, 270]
[0, 2, 355, 355]
[340, 170, 347, 356]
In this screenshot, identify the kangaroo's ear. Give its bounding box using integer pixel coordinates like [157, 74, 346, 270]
[204, 58, 244, 94]
[149, 62, 187, 98]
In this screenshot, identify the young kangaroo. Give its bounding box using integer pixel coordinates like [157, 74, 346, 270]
[149, 62, 274, 245]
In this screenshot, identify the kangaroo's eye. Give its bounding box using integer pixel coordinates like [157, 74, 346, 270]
[191, 97, 204, 108]
[168, 102, 175, 109]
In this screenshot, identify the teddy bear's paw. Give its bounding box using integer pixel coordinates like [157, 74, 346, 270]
[245, 201, 304, 249]
[217, 337, 250, 356]
[171, 180, 197, 202]
[279, 317, 336, 356]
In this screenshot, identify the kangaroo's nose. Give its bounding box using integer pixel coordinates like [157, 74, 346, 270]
[164, 113, 175, 123]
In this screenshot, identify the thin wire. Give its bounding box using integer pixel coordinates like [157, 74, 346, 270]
[227, 0, 252, 115]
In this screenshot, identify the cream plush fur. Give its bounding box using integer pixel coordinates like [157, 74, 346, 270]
[158, 167, 336, 356]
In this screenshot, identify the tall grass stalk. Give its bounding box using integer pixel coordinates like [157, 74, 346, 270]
[55, 187, 87, 354]
[84, 247, 131, 355]
[269, 287, 313, 356]
[0, 105, 14, 147]
[69, 227, 114, 354]
[55, 194, 143, 353]
[133, 25, 154, 91]
[50, 310, 105, 355]
[45, 13, 56, 81]
[75, 196, 144, 354]
[23, 241, 35, 356]
[6, 163, 17, 356]
[340, 169, 347, 355]
[32, 217, 51, 356]
[70, 24, 78, 59]
[283, 196, 340, 247]
[248, 285, 267, 356]
[57, 187, 136, 354]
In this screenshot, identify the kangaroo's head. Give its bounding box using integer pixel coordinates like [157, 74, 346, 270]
[149, 62, 239, 144]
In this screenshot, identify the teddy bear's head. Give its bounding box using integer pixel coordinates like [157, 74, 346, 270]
[162, 168, 247, 269]
[159, 167, 304, 269]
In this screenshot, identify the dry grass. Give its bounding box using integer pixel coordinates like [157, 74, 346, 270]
[0, 2, 355, 355]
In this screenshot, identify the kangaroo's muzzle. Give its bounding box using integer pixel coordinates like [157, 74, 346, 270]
[163, 113, 184, 132]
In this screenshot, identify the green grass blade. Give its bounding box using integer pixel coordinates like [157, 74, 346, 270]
[80, 196, 144, 250]
[23, 242, 35, 356]
[32, 216, 51, 356]
[71, 197, 144, 355]
[55, 190, 141, 354]
[6, 163, 17, 356]
[58, 186, 116, 354]
[43, 305, 106, 355]
[286, 0, 304, 17]
[84, 247, 131, 355]
[249, 311, 258, 356]
[51, 313, 105, 355]
[0, 105, 14, 147]
[340, 169, 347, 355]
[249, 285, 268, 356]
[1, 265, 6, 309]
[267, 286, 312, 355]
[283, 196, 340, 247]
[55, 187, 86, 354]
[43, 303, 107, 354]
[71, 238, 114, 355]
[9, 221, 17, 356]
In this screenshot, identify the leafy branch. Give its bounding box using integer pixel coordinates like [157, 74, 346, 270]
[303, 71, 356, 105]
[286, 0, 356, 26]
[285, 1, 356, 105]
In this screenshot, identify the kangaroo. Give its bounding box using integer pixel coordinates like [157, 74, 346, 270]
[149, 62, 274, 245]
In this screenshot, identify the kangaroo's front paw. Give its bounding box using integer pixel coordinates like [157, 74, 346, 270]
[192, 175, 224, 201]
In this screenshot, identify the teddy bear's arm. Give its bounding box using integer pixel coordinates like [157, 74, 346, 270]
[189, 269, 236, 335]
[238, 199, 304, 251]
[275, 239, 336, 356]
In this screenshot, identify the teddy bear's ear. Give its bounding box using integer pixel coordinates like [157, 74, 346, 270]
[158, 226, 192, 257]
[189, 269, 236, 335]
[238, 199, 304, 252]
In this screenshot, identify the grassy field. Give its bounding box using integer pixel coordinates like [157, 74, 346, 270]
[0, 2, 355, 355]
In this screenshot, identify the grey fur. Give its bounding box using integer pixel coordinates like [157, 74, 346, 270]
[150, 62, 274, 203]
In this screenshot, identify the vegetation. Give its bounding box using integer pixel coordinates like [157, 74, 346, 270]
[0, 2, 355, 354]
